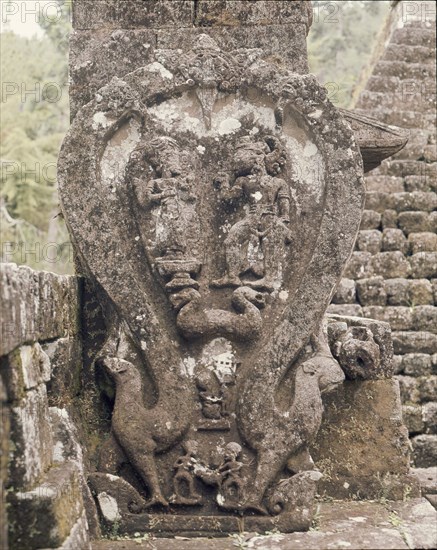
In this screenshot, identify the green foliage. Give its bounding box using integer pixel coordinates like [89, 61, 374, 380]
[308, 0, 391, 107]
[0, 1, 72, 273]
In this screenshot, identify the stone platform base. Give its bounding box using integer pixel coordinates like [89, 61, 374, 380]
[93, 498, 437, 550]
[102, 511, 312, 538]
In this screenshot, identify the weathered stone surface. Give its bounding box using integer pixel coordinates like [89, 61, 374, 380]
[402, 353, 432, 376]
[363, 306, 412, 331]
[360, 209, 381, 230]
[343, 252, 373, 279]
[412, 305, 437, 333]
[326, 304, 363, 317]
[2, 343, 51, 400]
[8, 463, 84, 549]
[72, 0, 194, 30]
[43, 338, 83, 407]
[386, 278, 410, 306]
[398, 375, 420, 404]
[8, 384, 53, 490]
[412, 435, 437, 468]
[382, 228, 408, 253]
[331, 278, 356, 304]
[409, 279, 434, 306]
[381, 209, 398, 229]
[409, 232, 437, 254]
[59, 31, 366, 532]
[414, 467, 437, 495]
[417, 376, 437, 402]
[392, 331, 437, 354]
[409, 252, 437, 278]
[91, 499, 437, 549]
[423, 402, 437, 434]
[311, 379, 418, 500]
[60, 511, 91, 550]
[370, 251, 411, 279]
[398, 211, 432, 234]
[0, 264, 80, 357]
[356, 276, 387, 306]
[403, 404, 424, 434]
[356, 230, 382, 254]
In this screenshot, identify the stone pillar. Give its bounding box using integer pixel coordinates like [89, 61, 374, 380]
[70, 0, 311, 118]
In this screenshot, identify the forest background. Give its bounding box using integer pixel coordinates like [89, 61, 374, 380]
[0, 0, 390, 274]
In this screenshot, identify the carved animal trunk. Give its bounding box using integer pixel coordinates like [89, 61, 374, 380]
[58, 35, 364, 536]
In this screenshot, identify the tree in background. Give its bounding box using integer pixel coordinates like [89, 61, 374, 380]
[309, 0, 390, 107]
[0, 0, 72, 273]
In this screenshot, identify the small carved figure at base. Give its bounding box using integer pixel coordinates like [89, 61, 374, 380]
[217, 442, 245, 507]
[172, 440, 203, 506]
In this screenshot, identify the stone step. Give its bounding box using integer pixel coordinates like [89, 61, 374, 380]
[392, 26, 436, 48]
[373, 60, 436, 80]
[358, 90, 436, 114]
[364, 191, 437, 213]
[383, 43, 436, 64]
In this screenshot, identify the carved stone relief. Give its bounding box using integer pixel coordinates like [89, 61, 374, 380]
[59, 35, 367, 533]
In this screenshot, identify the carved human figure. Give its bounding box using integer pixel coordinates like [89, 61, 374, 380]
[132, 137, 201, 262]
[196, 373, 223, 421]
[212, 136, 293, 292]
[172, 440, 203, 506]
[217, 442, 245, 504]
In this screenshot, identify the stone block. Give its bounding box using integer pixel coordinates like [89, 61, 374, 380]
[393, 192, 437, 213]
[398, 375, 420, 404]
[402, 353, 432, 377]
[433, 280, 437, 305]
[409, 252, 437, 278]
[398, 211, 431, 234]
[393, 355, 403, 375]
[0, 264, 80, 357]
[8, 463, 84, 550]
[392, 27, 436, 48]
[386, 278, 410, 306]
[430, 211, 437, 233]
[156, 23, 309, 73]
[363, 306, 412, 331]
[72, 0, 194, 30]
[370, 251, 411, 279]
[418, 376, 437, 402]
[331, 278, 356, 304]
[194, 0, 308, 27]
[342, 252, 373, 279]
[326, 304, 363, 317]
[409, 279, 434, 306]
[423, 402, 437, 434]
[360, 210, 381, 230]
[412, 467, 437, 496]
[382, 228, 408, 253]
[403, 405, 424, 434]
[43, 338, 83, 407]
[365, 175, 403, 193]
[9, 384, 53, 490]
[404, 175, 435, 192]
[412, 306, 437, 333]
[327, 314, 394, 379]
[356, 277, 387, 306]
[356, 230, 382, 254]
[365, 192, 395, 212]
[2, 344, 51, 401]
[311, 379, 413, 500]
[412, 435, 437, 468]
[392, 331, 437, 354]
[381, 209, 398, 229]
[69, 28, 156, 117]
[59, 511, 91, 550]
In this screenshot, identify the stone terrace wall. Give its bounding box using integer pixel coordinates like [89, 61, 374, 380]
[328, 1, 437, 467]
[0, 264, 97, 549]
